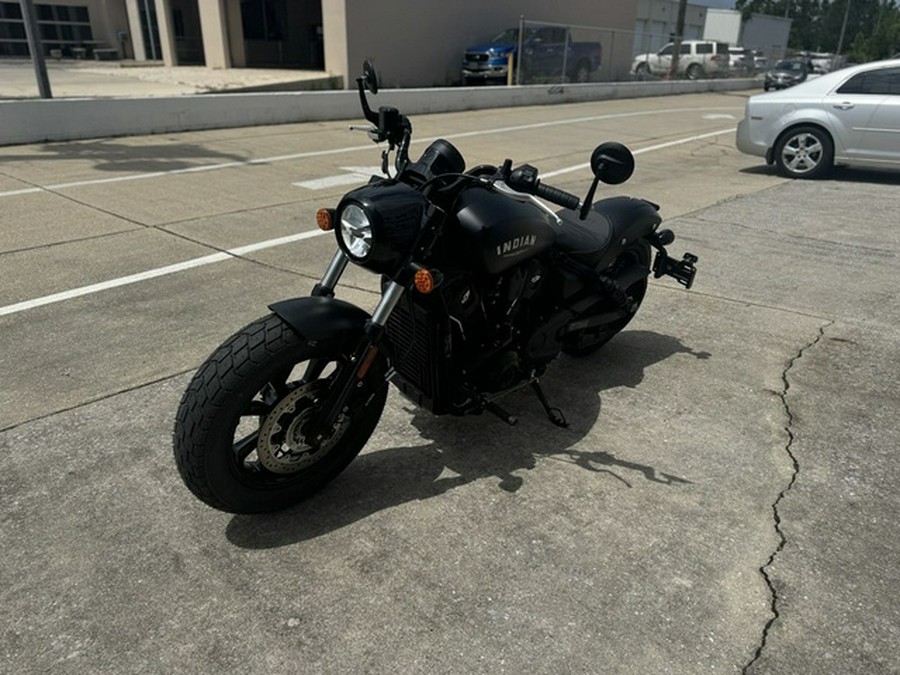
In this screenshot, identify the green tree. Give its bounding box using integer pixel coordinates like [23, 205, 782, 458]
[736, 0, 900, 57]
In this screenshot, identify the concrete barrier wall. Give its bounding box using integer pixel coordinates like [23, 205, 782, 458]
[0, 79, 755, 146]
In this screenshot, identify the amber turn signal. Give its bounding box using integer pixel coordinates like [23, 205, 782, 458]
[316, 208, 334, 231]
[414, 268, 435, 294]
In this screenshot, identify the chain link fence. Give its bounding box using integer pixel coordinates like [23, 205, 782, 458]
[495, 18, 788, 85]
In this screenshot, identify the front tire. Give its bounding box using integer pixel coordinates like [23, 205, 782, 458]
[574, 60, 591, 83]
[173, 314, 387, 513]
[774, 125, 833, 179]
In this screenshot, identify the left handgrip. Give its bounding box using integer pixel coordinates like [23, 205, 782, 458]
[507, 163, 581, 211]
[534, 182, 581, 211]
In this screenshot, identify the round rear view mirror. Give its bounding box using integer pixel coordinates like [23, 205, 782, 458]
[362, 59, 379, 95]
[590, 142, 634, 185]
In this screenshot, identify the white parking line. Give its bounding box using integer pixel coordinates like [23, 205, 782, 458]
[294, 166, 384, 190]
[0, 125, 735, 318]
[0, 230, 326, 318]
[542, 128, 735, 179]
[0, 107, 740, 199]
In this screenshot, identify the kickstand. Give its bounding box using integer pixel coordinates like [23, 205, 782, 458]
[531, 380, 568, 428]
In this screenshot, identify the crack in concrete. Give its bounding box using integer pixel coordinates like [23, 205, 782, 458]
[743, 320, 833, 673]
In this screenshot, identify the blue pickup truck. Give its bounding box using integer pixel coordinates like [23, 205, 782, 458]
[462, 26, 602, 85]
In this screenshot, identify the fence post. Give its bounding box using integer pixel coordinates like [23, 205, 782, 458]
[516, 15, 524, 85]
[19, 0, 52, 98]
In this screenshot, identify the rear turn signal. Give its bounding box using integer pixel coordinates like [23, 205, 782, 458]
[316, 208, 334, 231]
[414, 268, 435, 294]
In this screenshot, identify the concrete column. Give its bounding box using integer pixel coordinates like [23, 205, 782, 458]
[153, 0, 177, 66]
[124, 0, 147, 60]
[322, 0, 349, 88]
[224, 0, 245, 68]
[198, 0, 231, 68]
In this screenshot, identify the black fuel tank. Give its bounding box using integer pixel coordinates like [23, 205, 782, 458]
[450, 187, 555, 275]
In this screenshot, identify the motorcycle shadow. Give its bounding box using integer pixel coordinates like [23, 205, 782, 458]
[226, 330, 710, 549]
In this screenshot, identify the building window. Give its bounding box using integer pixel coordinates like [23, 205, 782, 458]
[241, 0, 283, 41]
[0, 2, 93, 58]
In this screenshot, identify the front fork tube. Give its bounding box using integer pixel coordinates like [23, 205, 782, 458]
[308, 280, 406, 442]
[312, 250, 350, 298]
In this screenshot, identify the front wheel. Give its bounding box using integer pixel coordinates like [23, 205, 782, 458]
[774, 125, 834, 179]
[173, 314, 387, 513]
[573, 60, 591, 83]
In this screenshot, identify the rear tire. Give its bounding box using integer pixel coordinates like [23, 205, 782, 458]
[686, 63, 705, 80]
[173, 314, 387, 513]
[563, 240, 651, 357]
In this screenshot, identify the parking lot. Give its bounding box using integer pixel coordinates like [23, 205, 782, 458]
[2, 91, 899, 673]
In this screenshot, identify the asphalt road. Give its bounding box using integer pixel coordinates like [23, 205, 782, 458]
[2, 91, 899, 673]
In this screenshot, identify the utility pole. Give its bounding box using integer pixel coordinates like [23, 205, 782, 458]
[836, 0, 852, 56]
[20, 0, 52, 98]
[668, 0, 688, 79]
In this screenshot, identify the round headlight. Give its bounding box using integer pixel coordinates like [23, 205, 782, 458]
[339, 203, 373, 260]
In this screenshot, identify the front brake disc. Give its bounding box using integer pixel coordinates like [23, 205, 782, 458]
[256, 382, 349, 474]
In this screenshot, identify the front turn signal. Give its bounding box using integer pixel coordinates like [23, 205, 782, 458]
[414, 268, 435, 294]
[316, 208, 335, 231]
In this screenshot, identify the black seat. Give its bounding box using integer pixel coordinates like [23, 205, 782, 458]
[555, 196, 661, 270]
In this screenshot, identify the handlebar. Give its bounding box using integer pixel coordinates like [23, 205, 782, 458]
[505, 162, 582, 211]
[533, 183, 581, 211]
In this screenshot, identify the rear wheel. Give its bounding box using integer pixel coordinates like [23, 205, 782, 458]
[686, 63, 705, 80]
[173, 314, 387, 513]
[563, 240, 651, 357]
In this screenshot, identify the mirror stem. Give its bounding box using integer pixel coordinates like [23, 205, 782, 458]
[579, 175, 601, 220]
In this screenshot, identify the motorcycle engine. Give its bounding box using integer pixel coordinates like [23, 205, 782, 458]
[444, 259, 549, 394]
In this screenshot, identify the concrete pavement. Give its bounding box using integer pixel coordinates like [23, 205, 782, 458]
[0, 60, 340, 98]
[1, 92, 899, 673]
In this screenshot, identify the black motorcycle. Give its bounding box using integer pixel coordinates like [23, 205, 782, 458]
[173, 62, 698, 514]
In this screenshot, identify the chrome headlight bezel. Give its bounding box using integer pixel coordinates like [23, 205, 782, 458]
[337, 202, 374, 261]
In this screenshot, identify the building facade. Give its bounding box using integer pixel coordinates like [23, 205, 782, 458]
[3, 0, 640, 86]
[1, 0, 131, 58]
[633, 0, 708, 55]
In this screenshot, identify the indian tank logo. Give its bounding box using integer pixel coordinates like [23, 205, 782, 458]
[496, 234, 536, 258]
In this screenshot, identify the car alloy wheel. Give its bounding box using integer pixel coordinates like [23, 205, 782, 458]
[774, 126, 834, 179]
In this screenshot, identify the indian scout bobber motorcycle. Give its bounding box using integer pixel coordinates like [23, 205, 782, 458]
[173, 62, 698, 513]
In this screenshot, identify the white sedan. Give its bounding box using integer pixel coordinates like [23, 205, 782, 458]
[736, 59, 900, 178]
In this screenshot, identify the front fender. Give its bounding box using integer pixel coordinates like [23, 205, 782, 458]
[269, 296, 370, 345]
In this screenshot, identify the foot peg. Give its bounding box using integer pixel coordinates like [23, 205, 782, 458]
[653, 251, 697, 289]
[485, 401, 518, 426]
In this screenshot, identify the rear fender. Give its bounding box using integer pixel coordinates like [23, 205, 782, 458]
[592, 197, 661, 270]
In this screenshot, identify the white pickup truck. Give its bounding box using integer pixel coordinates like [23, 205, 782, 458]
[632, 40, 731, 79]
